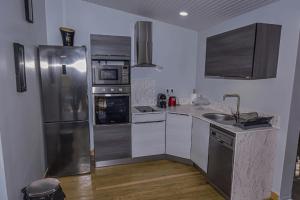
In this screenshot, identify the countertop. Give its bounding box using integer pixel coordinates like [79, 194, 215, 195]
[132, 104, 278, 135]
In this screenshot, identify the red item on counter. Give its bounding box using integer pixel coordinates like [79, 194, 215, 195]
[168, 96, 177, 107]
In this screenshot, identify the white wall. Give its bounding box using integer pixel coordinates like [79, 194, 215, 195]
[45, 0, 198, 149]
[0, 0, 47, 199]
[45, 0, 198, 99]
[196, 0, 300, 198]
[283, 32, 300, 199]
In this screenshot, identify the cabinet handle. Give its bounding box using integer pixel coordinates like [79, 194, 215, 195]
[134, 121, 165, 124]
[169, 112, 189, 116]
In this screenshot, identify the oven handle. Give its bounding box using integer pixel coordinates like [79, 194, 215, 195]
[93, 93, 130, 97]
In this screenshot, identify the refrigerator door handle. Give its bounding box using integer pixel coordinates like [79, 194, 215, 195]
[62, 65, 67, 75]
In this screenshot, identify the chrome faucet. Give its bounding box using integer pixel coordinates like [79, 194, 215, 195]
[223, 94, 240, 122]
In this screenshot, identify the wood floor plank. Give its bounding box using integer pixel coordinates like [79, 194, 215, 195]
[59, 160, 224, 200]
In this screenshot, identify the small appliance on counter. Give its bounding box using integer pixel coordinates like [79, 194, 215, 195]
[157, 93, 167, 108]
[168, 96, 177, 107]
[167, 89, 177, 107]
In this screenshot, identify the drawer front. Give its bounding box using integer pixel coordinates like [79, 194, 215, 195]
[132, 112, 166, 123]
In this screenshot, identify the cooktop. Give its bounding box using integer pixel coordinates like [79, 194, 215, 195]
[135, 106, 158, 113]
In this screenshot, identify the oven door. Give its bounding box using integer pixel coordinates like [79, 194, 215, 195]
[92, 62, 122, 85]
[93, 94, 130, 125]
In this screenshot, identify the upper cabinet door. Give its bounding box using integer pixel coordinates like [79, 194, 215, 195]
[205, 23, 281, 80]
[205, 24, 256, 79]
[252, 23, 282, 79]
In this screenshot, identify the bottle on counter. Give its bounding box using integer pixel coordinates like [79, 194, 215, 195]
[166, 89, 170, 100]
[191, 89, 197, 104]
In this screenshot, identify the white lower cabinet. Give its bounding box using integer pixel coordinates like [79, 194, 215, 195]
[191, 117, 210, 172]
[132, 121, 166, 158]
[166, 113, 192, 159]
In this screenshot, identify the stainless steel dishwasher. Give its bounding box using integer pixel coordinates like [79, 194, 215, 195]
[207, 125, 235, 200]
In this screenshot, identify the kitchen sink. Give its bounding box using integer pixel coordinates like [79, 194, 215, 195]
[202, 113, 236, 125]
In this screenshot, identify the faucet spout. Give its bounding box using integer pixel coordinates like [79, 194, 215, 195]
[223, 94, 240, 122]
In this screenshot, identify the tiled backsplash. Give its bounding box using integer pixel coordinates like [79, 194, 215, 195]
[131, 79, 192, 106]
[132, 79, 156, 106]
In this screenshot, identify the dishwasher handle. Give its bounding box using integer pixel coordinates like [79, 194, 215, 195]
[216, 138, 224, 144]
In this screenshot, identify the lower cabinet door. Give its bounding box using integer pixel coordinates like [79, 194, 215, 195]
[94, 123, 131, 162]
[132, 121, 166, 158]
[191, 117, 210, 173]
[166, 113, 192, 159]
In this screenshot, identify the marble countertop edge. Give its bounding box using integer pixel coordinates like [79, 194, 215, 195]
[132, 104, 279, 135]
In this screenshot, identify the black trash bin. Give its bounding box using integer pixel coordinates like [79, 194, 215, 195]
[22, 178, 65, 200]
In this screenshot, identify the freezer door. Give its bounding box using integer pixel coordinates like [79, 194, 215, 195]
[39, 46, 88, 122]
[44, 121, 90, 177]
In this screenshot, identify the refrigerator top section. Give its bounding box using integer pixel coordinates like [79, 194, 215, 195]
[39, 46, 87, 68]
[39, 46, 88, 123]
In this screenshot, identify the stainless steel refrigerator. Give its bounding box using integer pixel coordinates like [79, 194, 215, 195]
[39, 46, 90, 177]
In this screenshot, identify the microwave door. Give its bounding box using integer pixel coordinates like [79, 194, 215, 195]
[94, 67, 120, 85]
[100, 69, 119, 81]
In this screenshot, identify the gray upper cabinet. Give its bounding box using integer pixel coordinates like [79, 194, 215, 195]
[205, 23, 282, 80]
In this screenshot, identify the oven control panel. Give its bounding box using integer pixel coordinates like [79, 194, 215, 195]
[92, 86, 131, 94]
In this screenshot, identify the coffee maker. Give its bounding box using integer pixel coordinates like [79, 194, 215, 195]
[157, 93, 167, 108]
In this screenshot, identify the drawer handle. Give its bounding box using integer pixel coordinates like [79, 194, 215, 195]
[134, 121, 165, 124]
[169, 113, 189, 116]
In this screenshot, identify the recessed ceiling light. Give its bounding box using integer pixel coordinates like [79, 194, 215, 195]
[179, 11, 189, 17]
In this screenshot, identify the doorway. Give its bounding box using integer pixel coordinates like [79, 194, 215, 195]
[293, 134, 300, 199]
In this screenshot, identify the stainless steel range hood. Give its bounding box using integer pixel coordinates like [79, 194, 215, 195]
[133, 21, 156, 68]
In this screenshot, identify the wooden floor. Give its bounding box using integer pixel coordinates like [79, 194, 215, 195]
[59, 160, 224, 200]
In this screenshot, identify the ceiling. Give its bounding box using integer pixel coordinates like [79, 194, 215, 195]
[84, 0, 279, 31]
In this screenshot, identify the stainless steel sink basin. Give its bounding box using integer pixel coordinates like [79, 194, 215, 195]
[202, 113, 236, 125]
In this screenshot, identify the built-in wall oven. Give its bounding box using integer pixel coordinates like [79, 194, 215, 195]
[93, 86, 130, 125]
[92, 85, 131, 166]
[92, 56, 130, 85]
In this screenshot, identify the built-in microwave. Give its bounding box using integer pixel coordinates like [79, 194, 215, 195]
[92, 59, 130, 85]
